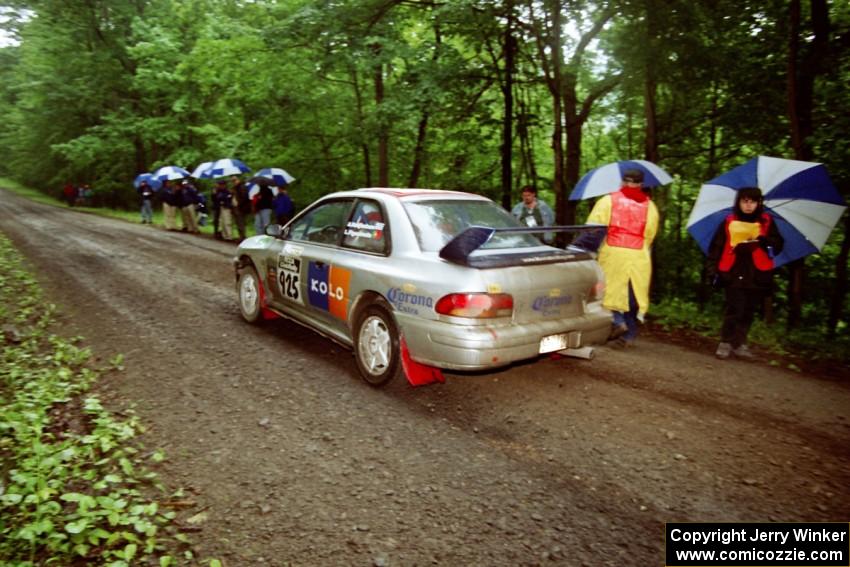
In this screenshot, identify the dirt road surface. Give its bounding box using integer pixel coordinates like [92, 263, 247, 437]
[2, 189, 849, 566]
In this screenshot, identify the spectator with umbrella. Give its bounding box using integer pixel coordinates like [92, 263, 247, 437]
[252, 178, 275, 236]
[160, 180, 179, 230]
[137, 180, 155, 224]
[705, 187, 784, 360]
[273, 184, 295, 225]
[134, 173, 161, 224]
[179, 180, 201, 234]
[230, 175, 251, 241]
[152, 165, 191, 231]
[687, 155, 847, 359]
[212, 179, 235, 241]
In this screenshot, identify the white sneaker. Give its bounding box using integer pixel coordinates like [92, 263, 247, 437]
[715, 342, 732, 359]
[733, 344, 755, 360]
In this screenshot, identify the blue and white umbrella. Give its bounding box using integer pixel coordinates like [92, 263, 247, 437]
[206, 158, 252, 178]
[190, 161, 215, 179]
[254, 167, 295, 186]
[569, 159, 673, 200]
[133, 173, 162, 191]
[686, 156, 847, 268]
[152, 165, 191, 181]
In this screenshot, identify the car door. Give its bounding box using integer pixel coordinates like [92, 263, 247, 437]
[270, 198, 354, 340]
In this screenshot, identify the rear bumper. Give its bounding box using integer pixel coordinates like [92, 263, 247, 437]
[398, 305, 611, 371]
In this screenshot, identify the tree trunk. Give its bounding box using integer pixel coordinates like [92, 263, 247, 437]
[827, 213, 850, 337]
[373, 46, 389, 187]
[545, 0, 566, 230]
[409, 21, 443, 189]
[530, 2, 614, 239]
[562, 109, 580, 227]
[500, 1, 516, 210]
[408, 113, 428, 188]
[351, 69, 372, 187]
[785, 0, 830, 328]
[698, 83, 723, 310]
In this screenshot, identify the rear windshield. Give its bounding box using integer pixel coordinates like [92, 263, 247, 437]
[403, 199, 542, 252]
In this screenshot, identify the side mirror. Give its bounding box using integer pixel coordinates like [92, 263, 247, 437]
[264, 224, 283, 238]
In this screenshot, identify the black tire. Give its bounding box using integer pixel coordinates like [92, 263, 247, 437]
[237, 265, 263, 324]
[353, 305, 402, 387]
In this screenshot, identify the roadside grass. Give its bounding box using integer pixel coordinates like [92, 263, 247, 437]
[0, 232, 220, 566]
[651, 297, 850, 374]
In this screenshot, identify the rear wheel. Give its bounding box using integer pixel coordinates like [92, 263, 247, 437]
[354, 305, 401, 387]
[238, 265, 263, 323]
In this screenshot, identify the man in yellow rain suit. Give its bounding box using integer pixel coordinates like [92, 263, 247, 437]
[585, 169, 659, 347]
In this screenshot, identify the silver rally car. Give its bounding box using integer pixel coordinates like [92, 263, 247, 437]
[234, 188, 611, 387]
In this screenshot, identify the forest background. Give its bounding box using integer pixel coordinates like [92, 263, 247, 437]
[0, 0, 848, 361]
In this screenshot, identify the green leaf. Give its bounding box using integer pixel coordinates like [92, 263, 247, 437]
[65, 519, 89, 534]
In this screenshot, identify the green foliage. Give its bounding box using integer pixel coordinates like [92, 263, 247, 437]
[0, 232, 217, 565]
[0, 0, 847, 343]
[652, 296, 850, 365]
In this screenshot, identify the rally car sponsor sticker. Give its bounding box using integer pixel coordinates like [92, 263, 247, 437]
[278, 255, 303, 304]
[387, 287, 434, 315]
[282, 243, 304, 257]
[532, 294, 573, 316]
[344, 220, 384, 240]
[308, 262, 352, 320]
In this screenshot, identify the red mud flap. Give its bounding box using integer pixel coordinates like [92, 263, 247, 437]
[401, 337, 444, 387]
[257, 275, 280, 321]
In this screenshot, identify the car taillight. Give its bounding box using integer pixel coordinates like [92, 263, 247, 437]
[435, 293, 513, 318]
[588, 281, 605, 302]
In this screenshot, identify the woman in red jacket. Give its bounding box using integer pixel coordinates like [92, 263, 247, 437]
[707, 187, 784, 360]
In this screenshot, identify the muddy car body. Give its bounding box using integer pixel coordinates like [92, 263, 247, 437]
[234, 188, 611, 386]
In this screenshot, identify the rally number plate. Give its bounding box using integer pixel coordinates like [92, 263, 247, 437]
[539, 332, 580, 354]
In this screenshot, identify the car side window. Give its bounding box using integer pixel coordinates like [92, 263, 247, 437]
[288, 200, 353, 245]
[342, 199, 388, 254]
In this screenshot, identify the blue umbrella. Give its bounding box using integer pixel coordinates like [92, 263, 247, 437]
[686, 156, 847, 267]
[206, 158, 251, 178]
[254, 167, 296, 186]
[569, 159, 673, 200]
[190, 161, 215, 179]
[133, 173, 162, 191]
[152, 165, 191, 181]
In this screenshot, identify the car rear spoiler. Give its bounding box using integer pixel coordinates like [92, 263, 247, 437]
[439, 224, 607, 268]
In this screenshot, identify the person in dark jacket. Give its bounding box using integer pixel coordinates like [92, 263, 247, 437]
[230, 176, 250, 241]
[212, 179, 234, 241]
[137, 180, 155, 224]
[179, 180, 200, 234]
[273, 185, 295, 225]
[706, 187, 784, 360]
[161, 180, 179, 230]
[253, 182, 274, 235]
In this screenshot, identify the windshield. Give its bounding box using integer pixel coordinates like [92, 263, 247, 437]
[403, 199, 543, 252]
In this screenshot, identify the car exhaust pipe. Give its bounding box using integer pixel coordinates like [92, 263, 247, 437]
[556, 346, 595, 360]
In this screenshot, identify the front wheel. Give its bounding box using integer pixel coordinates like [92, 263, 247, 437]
[354, 305, 401, 387]
[238, 265, 263, 324]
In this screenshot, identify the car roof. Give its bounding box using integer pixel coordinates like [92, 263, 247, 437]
[352, 188, 490, 201]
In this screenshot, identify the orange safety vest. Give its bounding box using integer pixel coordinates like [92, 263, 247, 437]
[606, 191, 649, 249]
[718, 213, 774, 272]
